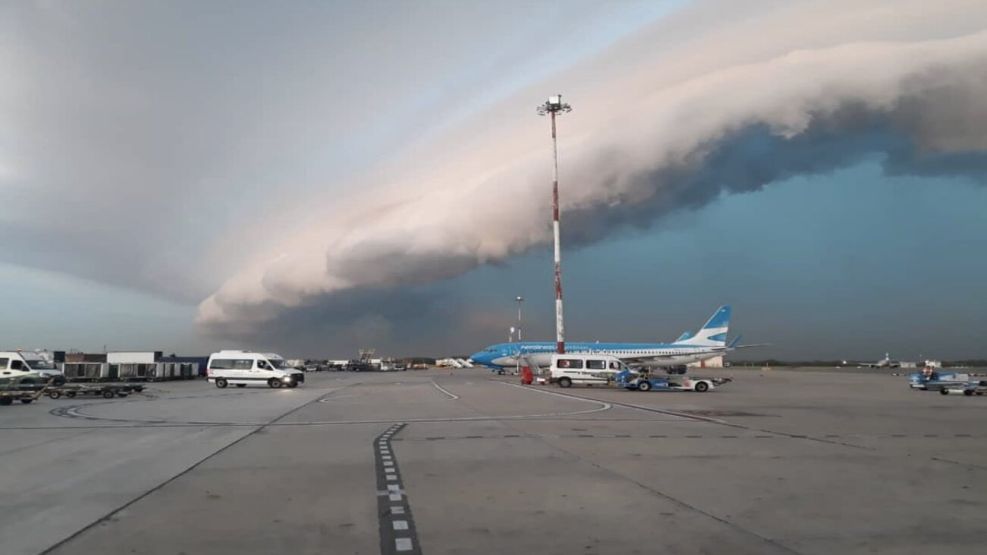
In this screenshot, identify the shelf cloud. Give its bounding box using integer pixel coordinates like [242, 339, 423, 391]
[196, 1, 987, 339]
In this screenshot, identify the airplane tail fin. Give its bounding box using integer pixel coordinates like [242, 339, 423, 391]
[678, 306, 731, 347]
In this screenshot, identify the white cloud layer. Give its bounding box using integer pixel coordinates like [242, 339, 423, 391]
[196, 0, 987, 333]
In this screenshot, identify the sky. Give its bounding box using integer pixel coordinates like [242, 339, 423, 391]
[2, 0, 986, 360]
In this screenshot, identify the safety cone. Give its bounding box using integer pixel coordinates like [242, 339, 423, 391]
[520, 365, 533, 385]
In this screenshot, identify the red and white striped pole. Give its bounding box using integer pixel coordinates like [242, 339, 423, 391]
[537, 95, 572, 354]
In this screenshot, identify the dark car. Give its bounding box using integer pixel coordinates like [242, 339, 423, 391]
[345, 361, 373, 372]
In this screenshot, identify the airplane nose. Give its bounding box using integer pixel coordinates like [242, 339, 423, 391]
[470, 352, 490, 366]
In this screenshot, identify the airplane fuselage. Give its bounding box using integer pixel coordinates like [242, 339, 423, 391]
[471, 341, 726, 369]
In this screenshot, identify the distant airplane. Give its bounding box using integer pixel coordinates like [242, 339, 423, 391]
[470, 305, 758, 371]
[845, 353, 901, 369]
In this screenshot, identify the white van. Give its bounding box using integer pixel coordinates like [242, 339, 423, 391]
[206, 350, 305, 389]
[550, 353, 627, 388]
[0, 351, 64, 383]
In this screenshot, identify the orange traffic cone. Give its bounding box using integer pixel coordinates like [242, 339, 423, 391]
[520, 366, 533, 385]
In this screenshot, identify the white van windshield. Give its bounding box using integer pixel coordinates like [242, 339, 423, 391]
[26, 359, 57, 370]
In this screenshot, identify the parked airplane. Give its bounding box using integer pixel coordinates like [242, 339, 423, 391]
[470, 305, 750, 370]
[845, 353, 900, 369]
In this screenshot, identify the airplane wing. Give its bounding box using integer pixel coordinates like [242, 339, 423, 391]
[618, 348, 728, 363]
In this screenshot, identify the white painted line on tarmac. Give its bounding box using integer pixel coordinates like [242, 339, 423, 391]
[431, 380, 460, 400]
[497, 381, 612, 415]
[393, 520, 409, 531]
[395, 538, 413, 552]
[391, 506, 405, 515]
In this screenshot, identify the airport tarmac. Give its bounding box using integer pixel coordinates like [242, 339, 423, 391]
[1, 367, 985, 555]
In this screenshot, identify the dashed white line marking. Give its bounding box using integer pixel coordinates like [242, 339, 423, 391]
[389, 493, 402, 501]
[395, 538, 413, 552]
[393, 520, 409, 531]
[391, 506, 405, 514]
[387, 484, 401, 491]
[387, 475, 398, 481]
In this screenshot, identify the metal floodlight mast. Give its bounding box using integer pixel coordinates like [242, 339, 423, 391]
[515, 296, 524, 342]
[536, 94, 572, 354]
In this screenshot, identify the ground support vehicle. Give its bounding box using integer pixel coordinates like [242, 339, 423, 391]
[549, 354, 627, 388]
[207, 350, 305, 388]
[616, 370, 730, 392]
[46, 383, 139, 399]
[909, 371, 970, 391]
[940, 380, 987, 396]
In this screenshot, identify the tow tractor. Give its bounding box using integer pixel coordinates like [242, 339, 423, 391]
[616, 369, 730, 392]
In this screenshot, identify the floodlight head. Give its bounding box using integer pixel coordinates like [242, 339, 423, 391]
[536, 94, 572, 116]
[516, 296, 524, 302]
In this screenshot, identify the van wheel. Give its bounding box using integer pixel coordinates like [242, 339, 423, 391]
[964, 389, 974, 396]
[637, 381, 651, 392]
[940, 388, 949, 395]
[66, 392, 76, 398]
[236, 384, 247, 388]
[48, 391, 62, 399]
[215, 378, 228, 389]
[558, 377, 572, 388]
[268, 378, 282, 389]
[102, 390, 116, 399]
[694, 381, 710, 393]
[21, 399, 33, 404]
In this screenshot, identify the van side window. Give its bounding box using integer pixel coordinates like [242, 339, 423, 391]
[586, 359, 606, 370]
[11, 360, 23, 370]
[557, 358, 584, 369]
[234, 359, 253, 370]
[256, 360, 269, 370]
[0, 358, 7, 368]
